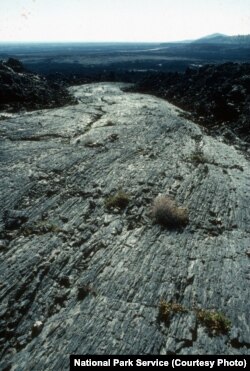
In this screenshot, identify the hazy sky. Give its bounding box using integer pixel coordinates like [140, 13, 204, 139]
[0, 0, 249, 42]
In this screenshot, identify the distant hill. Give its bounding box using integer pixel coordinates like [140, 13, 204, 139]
[196, 33, 228, 40]
[193, 33, 250, 44]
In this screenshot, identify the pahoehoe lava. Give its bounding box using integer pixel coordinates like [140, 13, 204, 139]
[0, 82, 249, 370]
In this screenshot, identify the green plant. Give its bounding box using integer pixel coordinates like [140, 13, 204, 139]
[159, 300, 231, 335]
[152, 195, 188, 228]
[105, 190, 130, 209]
[196, 309, 231, 335]
[159, 300, 187, 323]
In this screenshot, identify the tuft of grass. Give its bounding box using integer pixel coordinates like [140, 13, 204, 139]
[105, 190, 130, 210]
[152, 195, 188, 228]
[159, 300, 187, 323]
[190, 144, 208, 164]
[196, 309, 231, 335]
[190, 141, 207, 164]
[190, 151, 207, 164]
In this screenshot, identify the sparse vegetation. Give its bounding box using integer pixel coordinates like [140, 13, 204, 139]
[105, 190, 130, 209]
[21, 222, 62, 236]
[159, 300, 231, 336]
[77, 284, 97, 301]
[196, 309, 231, 335]
[190, 140, 208, 164]
[190, 150, 207, 164]
[152, 195, 188, 228]
[159, 300, 187, 323]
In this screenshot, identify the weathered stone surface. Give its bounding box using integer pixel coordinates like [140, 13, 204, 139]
[0, 83, 249, 369]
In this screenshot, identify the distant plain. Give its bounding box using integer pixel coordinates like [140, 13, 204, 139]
[1, 38, 250, 79]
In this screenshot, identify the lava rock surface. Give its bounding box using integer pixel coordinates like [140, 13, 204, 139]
[0, 83, 249, 370]
[128, 63, 250, 143]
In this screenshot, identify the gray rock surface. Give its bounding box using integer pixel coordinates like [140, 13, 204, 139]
[0, 83, 249, 369]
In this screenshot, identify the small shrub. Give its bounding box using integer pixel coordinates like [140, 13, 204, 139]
[77, 284, 97, 301]
[190, 151, 207, 164]
[196, 309, 231, 335]
[190, 141, 207, 164]
[105, 190, 130, 209]
[159, 300, 187, 323]
[152, 195, 188, 228]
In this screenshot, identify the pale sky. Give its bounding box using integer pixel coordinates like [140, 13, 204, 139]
[0, 0, 249, 42]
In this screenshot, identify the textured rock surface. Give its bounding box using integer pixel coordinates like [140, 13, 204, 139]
[0, 83, 249, 369]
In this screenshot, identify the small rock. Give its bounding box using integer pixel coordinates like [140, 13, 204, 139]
[77, 286, 91, 301]
[0, 240, 8, 251]
[58, 276, 71, 288]
[31, 321, 43, 338]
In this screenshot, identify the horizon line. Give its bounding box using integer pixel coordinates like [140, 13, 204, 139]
[1, 33, 250, 45]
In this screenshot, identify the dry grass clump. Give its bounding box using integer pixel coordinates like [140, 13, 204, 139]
[158, 300, 231, 335]
[159, 300, 187, 323]
[152, 195, 188, 228]
[105, 190, 130, 210]
[196, 309, 231, 335]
